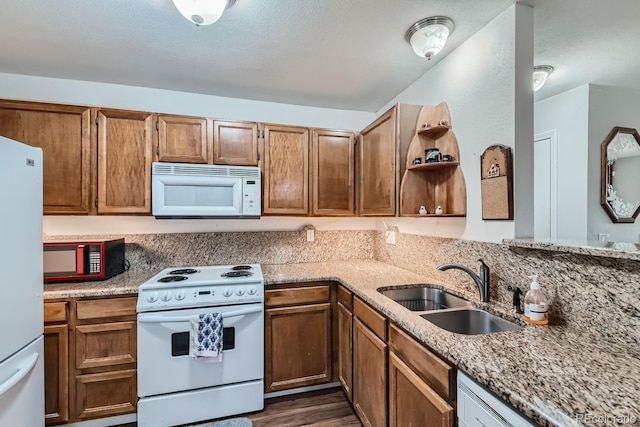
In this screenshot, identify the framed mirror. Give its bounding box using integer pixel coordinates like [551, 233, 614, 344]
[601, 127, 640, 223]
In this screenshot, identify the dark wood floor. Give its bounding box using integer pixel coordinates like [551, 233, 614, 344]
[248, 389, 362, 427]
[121, 388, 361, 427]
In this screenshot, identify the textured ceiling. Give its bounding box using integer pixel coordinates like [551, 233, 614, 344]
[0, 0, 639, 111]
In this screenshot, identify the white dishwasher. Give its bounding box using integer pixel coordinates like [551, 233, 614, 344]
[458, 371, 537, 427]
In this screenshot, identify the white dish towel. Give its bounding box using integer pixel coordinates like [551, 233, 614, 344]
[190, 312, 223, 363]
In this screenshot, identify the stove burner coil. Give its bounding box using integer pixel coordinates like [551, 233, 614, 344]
[231, 265, 253, 271]
[169, 268, 199, 275]
[221, 271, 253, 278]
[158, 275, 189, 283]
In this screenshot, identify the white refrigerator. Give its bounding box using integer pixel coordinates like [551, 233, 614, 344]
[0, 136, 45, 426]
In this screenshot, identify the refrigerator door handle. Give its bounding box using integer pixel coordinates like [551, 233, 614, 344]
[0, 352, 39, 399]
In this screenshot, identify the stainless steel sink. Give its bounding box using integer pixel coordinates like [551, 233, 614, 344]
[420, 309, 523, 335]
[378, 286, 470, 311]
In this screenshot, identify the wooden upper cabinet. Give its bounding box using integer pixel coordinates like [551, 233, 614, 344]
[157, 114, 210, 164]
[262, 124, 309, 215]
[311, 129, 355, 216]
[0, 100, 91, 214]
[359, 107, 397, 216]
[213, 120, 259, 166]
[96, 109, 153, 214]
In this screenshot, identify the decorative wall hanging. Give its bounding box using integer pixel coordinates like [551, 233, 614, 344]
[480, 144, 513, 220]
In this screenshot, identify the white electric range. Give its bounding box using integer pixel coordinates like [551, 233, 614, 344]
[136, 264, 264, 427]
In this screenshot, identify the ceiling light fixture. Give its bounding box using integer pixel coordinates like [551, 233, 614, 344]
[172, 0, 235, 26]
[533, 65, 554, 91]
[405, 16, 454, 60]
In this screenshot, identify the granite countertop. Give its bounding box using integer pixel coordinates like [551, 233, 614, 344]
[43, 261, 640, 427]
[504, 238, 640, 262]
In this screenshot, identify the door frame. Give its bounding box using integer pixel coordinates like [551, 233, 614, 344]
[534, 129, 559, 239]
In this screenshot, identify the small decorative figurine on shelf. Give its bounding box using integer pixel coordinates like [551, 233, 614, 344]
[435, 205, 443, 215]
[413, 157, 422, 165]
[442, 154, 453, 162]
[425, 148, 441, 163]
[419, 206, 427, 216]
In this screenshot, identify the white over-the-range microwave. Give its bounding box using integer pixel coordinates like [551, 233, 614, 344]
[151, 162, 261, 219]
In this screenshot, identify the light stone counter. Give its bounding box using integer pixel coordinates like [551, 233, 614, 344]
[43, 260, 640, 427]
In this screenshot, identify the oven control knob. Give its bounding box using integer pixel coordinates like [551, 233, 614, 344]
[223, 288, 233, 297]
[248, 287, 257, 295]
[161, 291, 172, 302]
[175, 290, 186, 301]
[235, 288, 245, 296]
[146, 292, 159, 303]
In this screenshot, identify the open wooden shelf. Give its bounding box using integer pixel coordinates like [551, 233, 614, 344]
[403, 213, 466, 218]
[400, 102, 466, 217]
[407, 162, 459, 171]
[417, 125, 450, 138]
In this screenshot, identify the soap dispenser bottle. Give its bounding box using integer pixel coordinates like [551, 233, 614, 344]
[524, 275, 549, 325]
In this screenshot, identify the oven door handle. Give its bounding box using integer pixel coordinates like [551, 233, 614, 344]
[138, 306, 263, 323]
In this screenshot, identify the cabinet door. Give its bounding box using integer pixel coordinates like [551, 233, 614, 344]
[389, 352, 454, 427]
[157, 114, 210, 164]
[96, 109, 153, 214]
[44, 323, 69, 425]
[337, 302, 353, 401]
[263, 124, 309, 215]
[75, 369, 137, 420]
[265, 303, 331, 392]
[353, 317, 387, 427]
[359, 107, 397, 216]
[0, 100, 91, 214]
[213, 120, 259, 166]
[311, 129, 355, 216]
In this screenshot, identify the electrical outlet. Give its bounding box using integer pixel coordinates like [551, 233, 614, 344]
[385, 230, 396, 245]
[598, 233, 610, 242]
[306, 229, 315, 242]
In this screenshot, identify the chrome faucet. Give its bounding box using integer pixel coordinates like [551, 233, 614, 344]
[437, 259, 490, 302]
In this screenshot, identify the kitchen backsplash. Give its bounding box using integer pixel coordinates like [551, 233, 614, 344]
[374, 231, 640, 346]
[44, 230, 375, 271]
[45, 229, 640, 344]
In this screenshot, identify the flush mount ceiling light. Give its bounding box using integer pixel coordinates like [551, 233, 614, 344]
[405, 16, 454, 60]
[533, 65, 554, 91]
[172, 0, 235, 26]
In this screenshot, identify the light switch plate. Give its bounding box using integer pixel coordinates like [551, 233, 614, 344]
[306, 229, 315, 242]
[598, 233, 610, 242]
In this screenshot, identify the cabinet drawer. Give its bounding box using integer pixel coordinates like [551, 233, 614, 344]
[76, 321, 137, 369]
[389, 323, 455, 401]
[354, 297, 386, 341]
[76, 297, 136, 321]
[265, 285, 330, 308]
[44, 301, 68, 323]
[337, 285, 353, 310]
[75, 369, 137, 420]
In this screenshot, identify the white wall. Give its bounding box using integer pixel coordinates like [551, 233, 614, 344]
[376, 4, 534, 243]
[587, 85, 640, 243]
[534, 84, 589, 240]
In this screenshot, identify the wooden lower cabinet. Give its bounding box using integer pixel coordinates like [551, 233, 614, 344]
[337, 302, 352, 401]
[44, 323, 69, 424]
[389, 352, 454, 427]
[388, 323, 456, 427]
[352, 317, 387, 427]
[44, 296, 137, 425]
[265, 282, 335, 393]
